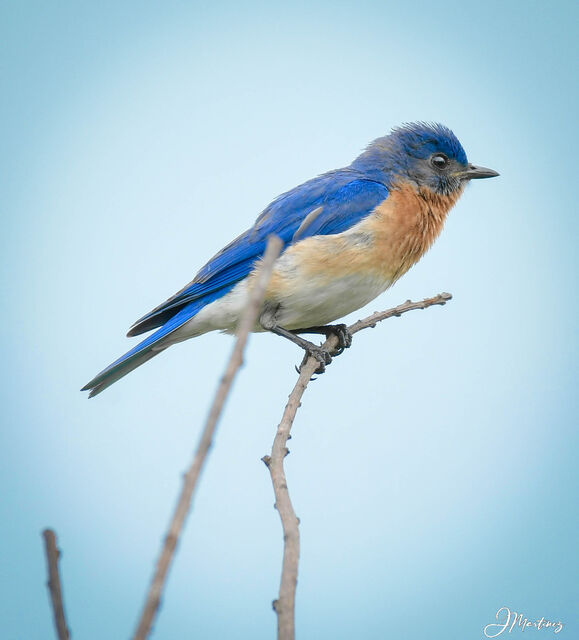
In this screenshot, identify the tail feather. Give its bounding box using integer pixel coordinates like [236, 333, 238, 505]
[82, 299, 207, 397]
[82, 347, 166, 397]
[83, 283, 242, 397]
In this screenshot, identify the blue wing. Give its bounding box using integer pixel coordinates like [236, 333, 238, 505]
[82, 171, 389, 395]
[127, 172, 389, 336]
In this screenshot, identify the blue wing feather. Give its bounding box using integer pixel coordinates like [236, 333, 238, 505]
[128, 171, 389, 336]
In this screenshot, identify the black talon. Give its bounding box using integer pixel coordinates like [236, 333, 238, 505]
[307, 345, 331, 373]
[296, 346, 331, 375]
[296, 357, 322, 379]
[331, 324, 353, 350]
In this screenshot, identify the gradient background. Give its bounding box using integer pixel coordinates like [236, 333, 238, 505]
[1, 1, 577, 638]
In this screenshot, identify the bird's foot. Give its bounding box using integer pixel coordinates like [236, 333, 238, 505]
[292, 324, 353, 356]
[296, 344, 332, 375]
[326, 323, 353, 355]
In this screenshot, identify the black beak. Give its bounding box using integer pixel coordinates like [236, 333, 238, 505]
[461, 164, 500, 180]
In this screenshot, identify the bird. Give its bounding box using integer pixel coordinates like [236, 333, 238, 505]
[82, 122, 498, 397]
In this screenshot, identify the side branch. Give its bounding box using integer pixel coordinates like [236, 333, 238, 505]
[348, 292, 452, 336]
[264, 291, 452, 640]
[42, 529, 71, 640]
[133, 235, 283, 640]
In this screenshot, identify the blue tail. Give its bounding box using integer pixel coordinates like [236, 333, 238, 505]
[82, 288, 232, 397]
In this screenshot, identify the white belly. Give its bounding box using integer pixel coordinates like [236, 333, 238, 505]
[170, 269, 390, 344]
[169, 279, 253, 341]
[270, 271, 390, 329]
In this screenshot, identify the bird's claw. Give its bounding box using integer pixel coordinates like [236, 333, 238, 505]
[310, 345, 332, 373]
[323, 324, 352, 356]
[293, 324, 351, 375]
[331, 324, 353, 351]
[296, 345, 332, 375]
[295, 362, 317, 380]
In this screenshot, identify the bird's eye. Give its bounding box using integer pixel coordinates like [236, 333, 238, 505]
[431, 154, 449, 170]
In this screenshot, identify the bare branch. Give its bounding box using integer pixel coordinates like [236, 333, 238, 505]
[262, 353, 319, 640]
[133, 235, 283, 640]
[265, 291, 452, 640]
[348, 292, 452, 336]
[42, 529, 71, 640]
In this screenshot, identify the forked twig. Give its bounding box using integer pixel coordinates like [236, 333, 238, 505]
[263, 291, 452, 640]
[133, 235, 283, 640]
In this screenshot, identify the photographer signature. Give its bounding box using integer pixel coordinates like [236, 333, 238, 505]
[484, 606, 564, 637]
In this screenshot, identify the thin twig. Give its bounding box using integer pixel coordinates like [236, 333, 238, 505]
[42, 529, 71, 640]
[348, 292, 452, 336]
[133, 235, 283, 640]
[263, 291, 452, 640]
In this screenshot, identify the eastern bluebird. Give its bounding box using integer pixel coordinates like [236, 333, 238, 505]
[82, 122, 498, 396]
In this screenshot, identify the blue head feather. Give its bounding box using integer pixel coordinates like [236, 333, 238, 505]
[390, 122, 468, 164]
[350, 122, 469, 194]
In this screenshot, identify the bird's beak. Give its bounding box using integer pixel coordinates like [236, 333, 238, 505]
[460, 164, 500, 180]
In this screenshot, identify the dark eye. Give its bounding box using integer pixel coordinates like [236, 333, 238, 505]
[431, 154, 449, 170]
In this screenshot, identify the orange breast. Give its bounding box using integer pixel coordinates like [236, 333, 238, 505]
[365, 181, 464, 282]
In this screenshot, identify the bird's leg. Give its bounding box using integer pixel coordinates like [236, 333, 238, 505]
[260, 317, 332, 373]
[292, 324, 353, 355]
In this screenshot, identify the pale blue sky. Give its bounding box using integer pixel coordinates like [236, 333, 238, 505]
[1, 1, 577, 639]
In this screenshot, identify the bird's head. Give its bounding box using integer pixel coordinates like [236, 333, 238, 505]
[351, 122, 498, 195]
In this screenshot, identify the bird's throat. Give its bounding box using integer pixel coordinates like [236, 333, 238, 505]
[371, 182, 464, 282]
